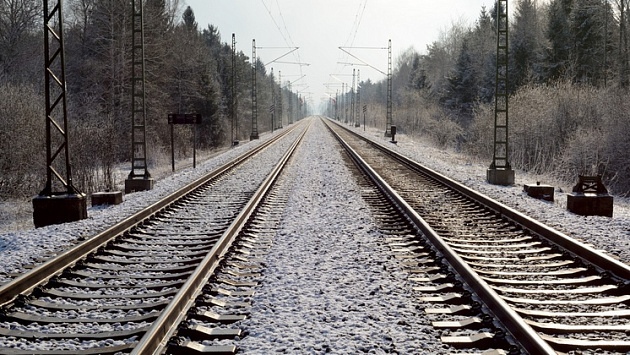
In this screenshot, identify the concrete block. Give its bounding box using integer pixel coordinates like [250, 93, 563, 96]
[567, 193, 613, 217]
[125, 178, 154, 194]
[524, 183, 554, 202]
[32, 193, 88, 228]
[91, 191, 123, 206]
[487, 168, 515, 186]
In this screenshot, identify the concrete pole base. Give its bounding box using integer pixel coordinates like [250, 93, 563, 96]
[487, 168, 515, 186]
[125, 178, 154, 194]
[32, 193, 88, 228]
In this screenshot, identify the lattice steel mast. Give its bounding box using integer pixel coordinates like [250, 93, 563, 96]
[487, 0, 515, 185]
[350, 69, 356, 126]
[335, 90, 339, 120]
[385, 39, 393, 137]
[355, 70, 361, 127]
[288, 83, 293, 125]
[270, 68, 275, 133]
[278, 71, 283, 129]
[33, 0, 87, 227]
[250, 39, 259, 140]
[41, 0, 77, 197]
[231, 33, 238, 144]
[125, 0, 153, 192]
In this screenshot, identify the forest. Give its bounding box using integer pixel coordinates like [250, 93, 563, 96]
[1, 0, 630, 199]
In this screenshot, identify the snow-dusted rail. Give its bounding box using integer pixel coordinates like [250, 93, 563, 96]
[0, 120, 310, 354]
[325, 118, 630, 354]
[133, 121, 311, 354]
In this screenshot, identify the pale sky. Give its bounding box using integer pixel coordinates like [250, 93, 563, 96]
[184, 0, 497, 107]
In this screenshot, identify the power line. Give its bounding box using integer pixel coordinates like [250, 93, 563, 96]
[274, 0, 304, 77]
[260, 0, 291, 47]
[336, 0, 369, 80]
[260, 0, 305, 89]
[350, 0, 368, 47]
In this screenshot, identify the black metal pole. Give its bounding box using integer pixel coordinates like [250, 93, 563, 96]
[171, 124, 175, 172]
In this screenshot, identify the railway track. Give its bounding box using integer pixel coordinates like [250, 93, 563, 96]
[164, 151, 290, 354]
[0, 121, 309, 354]
[326, 119, 630, 355]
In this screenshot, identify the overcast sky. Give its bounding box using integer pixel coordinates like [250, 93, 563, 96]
[184, 0, 497, 107]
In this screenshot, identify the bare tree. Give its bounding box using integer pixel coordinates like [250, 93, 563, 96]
[0, 0, 40, 82]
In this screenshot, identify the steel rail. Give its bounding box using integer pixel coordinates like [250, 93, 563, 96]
[132, 119, 312, 355]
[329, 120, 630, 281]
[325, 119, 557, 354]
[0, 126, 301, 308]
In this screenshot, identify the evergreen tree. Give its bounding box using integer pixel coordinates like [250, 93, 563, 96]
[510, 0, 544, 89]
[571, 0, 606, 85]
[408, 53, 426, 90]
[182, 6, 198, 32]
[143, 0, 175, 143]
[445, 39, 477, 118]
[545, 0, 573, 81]
[469, 6, 496, 103]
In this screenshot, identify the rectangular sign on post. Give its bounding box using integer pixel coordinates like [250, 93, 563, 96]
[168, 113, 202, 173]
[168, 113, 202, 124]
